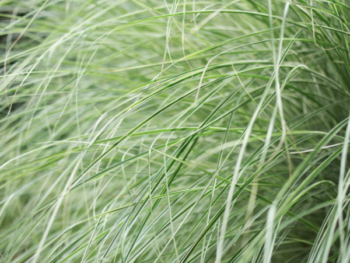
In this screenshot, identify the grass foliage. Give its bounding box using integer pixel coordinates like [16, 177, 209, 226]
[1, 0, 350, 262]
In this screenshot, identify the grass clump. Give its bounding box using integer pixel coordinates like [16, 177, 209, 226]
[1, 0, 350, 262]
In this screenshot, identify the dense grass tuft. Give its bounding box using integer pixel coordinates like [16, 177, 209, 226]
[1, 0, 350, 262]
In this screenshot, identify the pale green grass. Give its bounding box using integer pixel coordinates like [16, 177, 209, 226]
[0, 0, 350, 262]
